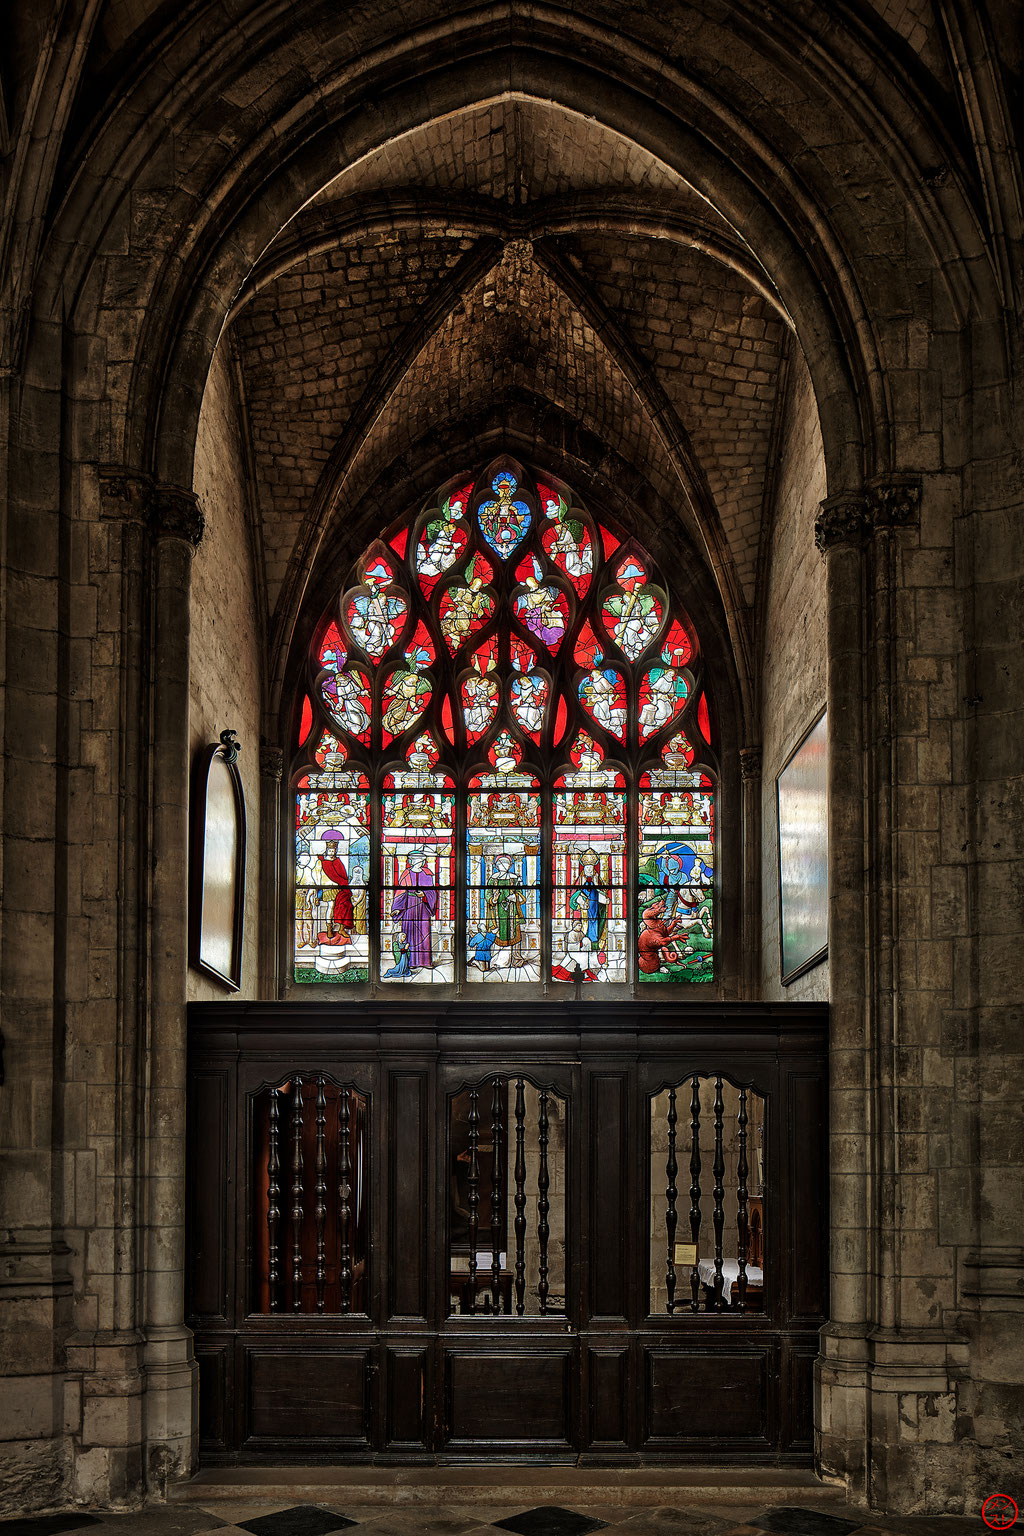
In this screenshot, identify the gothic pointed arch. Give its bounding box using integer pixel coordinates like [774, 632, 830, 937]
[291, 457, 717, 988]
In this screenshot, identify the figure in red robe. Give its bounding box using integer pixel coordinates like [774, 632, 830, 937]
[637, 898, 684, 973]
[317, 830, 354, 945]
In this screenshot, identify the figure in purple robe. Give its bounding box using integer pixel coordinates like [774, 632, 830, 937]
[391, 853, 438, 969]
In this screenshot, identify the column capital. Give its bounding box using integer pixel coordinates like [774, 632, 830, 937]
[150, 484, 204, 549]
[814, 491, 870, 552]
[867, 473, 922, 531]
[259, 743, 284, 781]
[739, 745, 762, 781]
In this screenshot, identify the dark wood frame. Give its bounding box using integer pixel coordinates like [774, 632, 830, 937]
[776, 707, 828, 986]
[187, 1000, 827, 1463]
[190, 737, 247, 990]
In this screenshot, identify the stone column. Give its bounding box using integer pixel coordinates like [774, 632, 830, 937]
[813, 490, 873, 1493]
[739, 746, 762, 998]
[142, 485, 203, 1491]
[259, 743, 284, 998]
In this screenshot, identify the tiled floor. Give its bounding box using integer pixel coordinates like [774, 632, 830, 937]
[0, 1500, 992, 1536]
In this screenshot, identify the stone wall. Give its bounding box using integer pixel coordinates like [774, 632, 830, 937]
[189, 344, 263, 1001]
[759, 349, 828, 1003]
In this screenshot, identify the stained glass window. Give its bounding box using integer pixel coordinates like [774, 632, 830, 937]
[292, 457, 717, 987]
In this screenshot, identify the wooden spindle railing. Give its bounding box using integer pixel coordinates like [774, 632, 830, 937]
[267, 1087, 281, 1311]
[338, 1084, 352, 1313]
[736, 1086, 749, 1313]
[467, 1085, 480, 1314]
[712, 1075, 725, 1311]
[490, 1076, 504, 1315]
[537, 1088, 550, 1314]
[290, 1076, 304, 1310]
[689, 1075, 702, 1312]
[315, 1077, 327, 1313]
[513, 1077, 527, 1317]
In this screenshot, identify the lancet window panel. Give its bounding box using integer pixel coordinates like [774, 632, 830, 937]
[290, 457, 719, 988]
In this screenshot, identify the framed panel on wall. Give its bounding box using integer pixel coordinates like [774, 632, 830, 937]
[776, 709, 828, 985]
[190, 730, 246, 990]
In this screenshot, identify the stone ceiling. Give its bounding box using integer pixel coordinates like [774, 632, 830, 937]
[226, 97, 798, 641]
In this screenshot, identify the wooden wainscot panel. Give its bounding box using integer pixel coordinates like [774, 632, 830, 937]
[386, 1346, 429, 1449]
[587, 1347, 629, 1447]
[782, 1343, 816, 1449]
[389, 1071, 429, 1319]
[246, 1348, 371, 1444]
[445, 1350, 572, 1446]
[788, 1072, 828, 1322]
[644, 1347, 769, 1445]
[196, 1345, 228, 1451]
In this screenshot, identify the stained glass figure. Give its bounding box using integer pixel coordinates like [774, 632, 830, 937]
[294, 766, 370, 983]
[540, 482, 593, 598]
[381, 648, 432, 743]
[460, 654, 500, 743]
[601, 556, 663, 660]
[638, 763, 714, 984]
[638, 655, 690, 740]
[439, 554, 495, 653]
[514, 577, 568, 652]
[466, 765, 541, 983]
[321, 659, 372, 743]
[477, 469, 532, 559]
[577, 655, 627, 740]
[509, 671, 549, 740]
[552, 736, 627, 982]
[415, 484, 472, 596]
[381, 753, 455, 982]
[344, 556, 408, 660]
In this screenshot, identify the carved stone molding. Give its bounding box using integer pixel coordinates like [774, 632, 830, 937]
[739, 745, 762, 782]
[814, 491, 870, 552]
[150, 484, 205, 549]
[259, 743, 284, 781]
[98, 465, 151, 523]
[868, 474, 922, 531]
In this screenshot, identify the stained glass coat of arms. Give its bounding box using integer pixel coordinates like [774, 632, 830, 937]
[293, 458, 717, 987]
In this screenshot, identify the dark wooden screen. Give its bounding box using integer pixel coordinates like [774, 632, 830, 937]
[187, 1001, 827, 1462]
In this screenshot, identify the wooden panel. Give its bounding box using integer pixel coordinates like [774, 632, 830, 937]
[387, 1347, 428, 1448]
[389, 1071, 428, 1318]
[589, 1072, 628, 1319]
[445, 1350, 571, 1444]
[789, 1072, 828, 1320]
[588, 1347, 628, 1446]
[196, 1346, 227, 1450]
[247, 1349, 371, 1442]
[644, 1347, 768, 1442]
[783, 1344, 816, 1448]
[188, 1070, 228, 1320]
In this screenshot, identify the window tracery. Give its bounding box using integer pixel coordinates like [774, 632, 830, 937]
[292, 458, 716, 987]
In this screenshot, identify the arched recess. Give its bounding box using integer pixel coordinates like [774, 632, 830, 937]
[278, 452, 747, 998]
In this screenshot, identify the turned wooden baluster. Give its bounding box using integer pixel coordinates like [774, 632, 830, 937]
[490, 1077, 504, 1315]
[290, 1076, 304, 1311]
[665, 1085, 679, 1315]
[736, 1086, 749, 1313]
[513, 1077, 527, 1316]
[314, 1077, 327, 1313]
[338, 1085, 352, 1313]
[712, 1075, 725, 1311]
[689, 1075, 702, 1311]
[267, 1087, 281, 1312]
[537, 1088, 550, 1314]
[467, 1086, 480, 1315]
